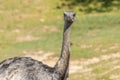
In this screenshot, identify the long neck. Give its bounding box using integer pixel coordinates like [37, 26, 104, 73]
[54, 21, 72, 78]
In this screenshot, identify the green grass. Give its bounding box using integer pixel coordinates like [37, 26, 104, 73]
[1, 13, 120, 59]
[71, 13, 120, 58]
[0, 0, 120, 59]
[69, 57, 120, 80]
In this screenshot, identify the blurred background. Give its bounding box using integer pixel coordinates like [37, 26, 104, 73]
[0, 0, 120, 80]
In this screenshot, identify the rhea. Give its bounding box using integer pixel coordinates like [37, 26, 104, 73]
[0, 11, 76, 80]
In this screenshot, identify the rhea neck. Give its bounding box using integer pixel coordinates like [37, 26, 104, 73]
[54, 20, 73, 78]
[62, 21, 73, 58]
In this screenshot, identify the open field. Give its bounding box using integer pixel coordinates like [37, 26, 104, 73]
[0, 0, 120, 80]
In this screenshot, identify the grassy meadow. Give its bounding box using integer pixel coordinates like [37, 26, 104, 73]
[0, 0, 120, 80]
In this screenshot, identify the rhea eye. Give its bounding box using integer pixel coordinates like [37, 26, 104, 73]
[73, 13, 76, 17]
[64, 13, 66, 17]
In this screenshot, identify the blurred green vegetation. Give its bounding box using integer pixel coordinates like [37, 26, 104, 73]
[57, 0, 120, 13]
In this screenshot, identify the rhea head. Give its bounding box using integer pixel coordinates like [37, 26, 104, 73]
[64, 11, 76, 23]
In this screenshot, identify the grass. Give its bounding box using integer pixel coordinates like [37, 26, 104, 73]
[1, 13, 120, 59]
[77, 58, 120, 80]
[71, 13, 120, 59]
[0, 0, 120, 80]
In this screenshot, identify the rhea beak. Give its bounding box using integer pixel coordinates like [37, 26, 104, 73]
[72, 17, 76, 22]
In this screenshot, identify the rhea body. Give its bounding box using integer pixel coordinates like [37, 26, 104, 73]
[0, 11, 76, 80]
